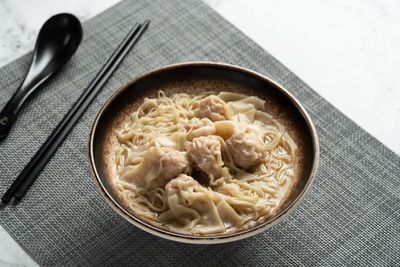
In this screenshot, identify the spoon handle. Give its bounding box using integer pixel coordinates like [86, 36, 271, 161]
[0, 74, 49, 141]
[0, 98, 17, 140]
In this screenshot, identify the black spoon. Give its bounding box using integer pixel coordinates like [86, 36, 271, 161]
[0, 13, 82, 141]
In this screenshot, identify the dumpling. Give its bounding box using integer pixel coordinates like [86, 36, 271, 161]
[195, 95, 230, 121]
[186, 135, 230, 179]
[159, 174, 243, 234]
[160, 147, 191, 182]
[218, 92, 272, 127]
[184, 117, 215, 140]
[185, 117, 236, 141]
[218, 92, 266, 111]
[226, 126, 265, 169]
[119, 145, 190, 189]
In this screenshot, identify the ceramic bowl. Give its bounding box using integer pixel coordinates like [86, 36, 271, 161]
[88, 62, 319, 244]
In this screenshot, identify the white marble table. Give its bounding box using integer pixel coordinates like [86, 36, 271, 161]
[1, 0, 399, 265]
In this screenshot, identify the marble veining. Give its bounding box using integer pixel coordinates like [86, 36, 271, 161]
[0, 0, 121, 66]
[1, 0, 399, 266]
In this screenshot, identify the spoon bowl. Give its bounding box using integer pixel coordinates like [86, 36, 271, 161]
[0, 13, 82, 140]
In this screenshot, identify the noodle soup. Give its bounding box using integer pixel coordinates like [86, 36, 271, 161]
[113, 91, 297, 235]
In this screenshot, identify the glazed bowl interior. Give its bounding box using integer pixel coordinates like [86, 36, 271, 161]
[89, 62, 319, 243]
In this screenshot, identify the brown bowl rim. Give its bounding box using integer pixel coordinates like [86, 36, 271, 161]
[88, 61, 319, 244]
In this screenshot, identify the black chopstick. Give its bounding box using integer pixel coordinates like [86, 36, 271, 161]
[1, 20, 150, 204]
[12, 20, 150, 202]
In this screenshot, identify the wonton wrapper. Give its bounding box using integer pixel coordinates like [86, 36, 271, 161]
[119, 135, 189, 189]
[159, 174, 244, 234]
[218, 92, 273, 127]
[187, 135, 231, 180]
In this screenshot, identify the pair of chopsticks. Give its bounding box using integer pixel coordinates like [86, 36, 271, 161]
[1, 20, 150, 205]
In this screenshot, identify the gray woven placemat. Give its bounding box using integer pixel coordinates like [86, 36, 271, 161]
[1, 0, 399, 266]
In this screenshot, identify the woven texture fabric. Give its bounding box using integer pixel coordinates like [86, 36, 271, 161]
[1, 0, 399, 266]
